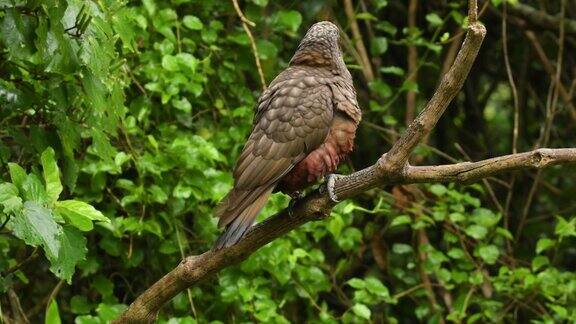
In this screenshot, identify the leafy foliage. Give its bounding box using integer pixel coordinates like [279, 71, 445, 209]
[1, 0, 575, 323]
[2, 148, 107, 282]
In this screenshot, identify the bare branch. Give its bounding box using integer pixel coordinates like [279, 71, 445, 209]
[506, 2, 576, 36]
[404, 148, 576, 183]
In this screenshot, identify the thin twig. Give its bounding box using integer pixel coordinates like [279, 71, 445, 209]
[3, 248, 39, 276]
[524, 31, 576, 121]
[27, 279, 65, 318]
[8, 289, 29, 324]
[231, 0, 266, 91]
[502, 1, 520, 154]
[343, 0, 374, 82]
[393, 283, 424, 300]
[0, 215, 10, 231]
[405, 0, 419, 124]
[416, 228, 446, 323]
[175, 226, 197, 318]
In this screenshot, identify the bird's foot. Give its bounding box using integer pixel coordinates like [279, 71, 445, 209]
[321, 173, 342, 203]
[288, 191, 304, 218]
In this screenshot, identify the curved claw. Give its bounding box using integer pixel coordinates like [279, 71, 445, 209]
[325, 174, 341, 203]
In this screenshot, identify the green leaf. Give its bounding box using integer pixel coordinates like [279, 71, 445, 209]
[338, 227, 363, 251]
[275, 10, 302, 33]
[548, 304, 567, 319]
[182, 15, 203, 30]
[376, 21, 397, 35]
[41, 147, 63, 204]
[370, 37, 388, 55]
[21, 174, 48, 204]
[364, 277, 389, 297]
[536, 238, 555, 254]
[162, 54, 179, 71]
[392, 243, 413, 254]
[8, 163, 27, 190]
[401, 80, 419, 93]
[477, 245, 500, 264]
[91, 129, 118, 162]
[465, 225, 487, 240]
[11, 202, 61, 261]
[426, 13, 443, 27]
[46, 299, 62, 324]
[347, 278, 365, 289]
[496, 227, 514, 240]
[440, 32, 450, 42]
[555, 216, 576, 238]
[355, 12, 377, 21]
[390, 215, 411, 227]
[256, 40, 278, 60]
[172, 97, 192, 113]
[55, 200, 110, 231]
[96, 303, 127, 321]
[374, 0, 388, 9]
[531, 256, 549, 271]
[429, 184, 447, 196]
[369, 80, 392, 98]
[352, 303, 371, 319]
[327, 214, 344, 237]
[250, 0, 268, 6]
[0, 183, 23, 214]
[380, 66, 404, 76]
[49, 226, 87, 282]
[447, 248, 465, 259]
[471, 208, 500, 228]
[70, 295, 92, 314]
[93, 275, 115, 298]
[176, 53, 199, 72]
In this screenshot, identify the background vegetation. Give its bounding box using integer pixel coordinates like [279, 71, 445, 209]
[1, 0, 575, 322]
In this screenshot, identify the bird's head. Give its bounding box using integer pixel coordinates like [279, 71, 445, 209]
[290, 21, 344, 68]
[300, 21, 340, 47]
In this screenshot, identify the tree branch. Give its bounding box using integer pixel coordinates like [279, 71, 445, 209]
[505, 2, 576, 36]
[114, 1, 576, 322]
[403, 148, 576, 183]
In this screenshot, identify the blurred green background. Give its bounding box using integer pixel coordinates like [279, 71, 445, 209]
[1, 0, 575, 322]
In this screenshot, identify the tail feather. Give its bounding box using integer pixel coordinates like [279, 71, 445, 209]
[214, 185, 274, 249]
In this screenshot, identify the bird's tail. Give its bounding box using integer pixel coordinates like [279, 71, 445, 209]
[213, 185, 274, 250]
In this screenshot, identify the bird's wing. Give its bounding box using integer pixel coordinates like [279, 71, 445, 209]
[329, 76, 362, 124]
[233, 72, 334, 190]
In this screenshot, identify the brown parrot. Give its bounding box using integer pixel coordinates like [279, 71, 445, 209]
[214, 21, 361, 249]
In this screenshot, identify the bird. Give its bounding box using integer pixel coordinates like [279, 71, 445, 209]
[214, 21, 361, 249]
